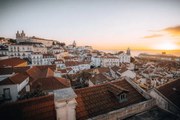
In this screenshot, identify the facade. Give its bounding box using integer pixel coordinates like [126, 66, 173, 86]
[118, 53, 131, 63]
[31, 53, 56, 65]
[8, 44, 33, 58]
[16, 30, 54, 47]
[101, 56, 120, 67]
[91, 56, 101, 67]
[0, 73, 29, 101]
[54, 59, 66, 69]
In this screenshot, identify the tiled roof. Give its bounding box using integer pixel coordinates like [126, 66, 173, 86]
[31, 77, 70, 91]
[26, 66, 42, 81]
[26, 66, 54, 83]
[108, 83, 129, 96]
[0, 66, 30, 75]
[0, 58, 27, 67]
[57, 69, 67, 73]
[96, 67, 110, 73]
[75, 79, 146, 120]
[157, 79, 180, 108]
[119, 67, 128, 73]
[65, 61, 79, 66]
[0, 67, 13, 75]
[0, 95, 56, 120]
[111, 66, 120, 72]
[0, 73, 29, 85]
[43, 53, 54, 58]
[90, 73, 111, 84]
[13, 66, 31, 73]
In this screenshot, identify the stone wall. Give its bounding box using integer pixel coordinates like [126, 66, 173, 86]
[125, 77, 151, 99]
[90, 99, 155, 120]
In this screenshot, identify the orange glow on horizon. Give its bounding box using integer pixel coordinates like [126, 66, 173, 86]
[152, 41, 178, 50]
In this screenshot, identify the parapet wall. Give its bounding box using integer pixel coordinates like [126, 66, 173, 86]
[90, 99, 155, 120]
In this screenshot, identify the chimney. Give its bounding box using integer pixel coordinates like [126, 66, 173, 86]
[54, 88, 77, 120]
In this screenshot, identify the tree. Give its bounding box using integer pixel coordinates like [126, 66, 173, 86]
[9, 39, 17, 43]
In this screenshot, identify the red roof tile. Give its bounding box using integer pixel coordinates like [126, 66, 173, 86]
[26, 66, 54, 83]
[96, 67, 110, 73]
[0, 66, 30, 75]
[0, 73, 29, 85]
[0, 58, 27, 67]
[31, 77, 70, 91]
[0, 95, 56, 120]
[157, 79, 180, 108]
[75, 79, 146, 120]
[90, 73, 111, 84]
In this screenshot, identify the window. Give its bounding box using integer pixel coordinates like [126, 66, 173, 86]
[119, 93, 127, 103]
[3, 88, 11, 100]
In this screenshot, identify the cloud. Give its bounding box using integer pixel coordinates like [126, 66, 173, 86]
[163, 25, 180, 36]
[143, 34, 163, 39]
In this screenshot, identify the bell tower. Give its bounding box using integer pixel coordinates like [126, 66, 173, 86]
[16, 31, 20, 39]
[126, 47, 131, 55]
[72, 40, 76, 47]
[21, 30, 26, 38]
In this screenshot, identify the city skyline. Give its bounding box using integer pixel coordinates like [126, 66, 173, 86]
[0, 0, 180, 50]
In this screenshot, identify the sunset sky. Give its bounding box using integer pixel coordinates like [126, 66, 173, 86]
[0, 0, 180, 50]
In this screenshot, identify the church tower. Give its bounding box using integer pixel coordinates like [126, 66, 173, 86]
[16, 31, 20, 39]
[72, 40, 76, 47]
[21, 30, 26, 38]
[126, 47, 131, 55]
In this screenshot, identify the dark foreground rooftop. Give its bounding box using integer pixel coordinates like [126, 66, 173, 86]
[125, 106, 179, 120]
[75, 79, 147, 120]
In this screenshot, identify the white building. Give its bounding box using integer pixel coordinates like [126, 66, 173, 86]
[65, 61, 90, 74]
[101, 56, 120, 67]
[54, 59, 66, 69]
[31, 53, 56, 65]
[0, 73, 29, 101]
[16, 30, 54, 47]
[91, 56, 101, 67]
[8, 43, 47, 59]
[8, 44, 33, 58]
[117, 53, 131, 63]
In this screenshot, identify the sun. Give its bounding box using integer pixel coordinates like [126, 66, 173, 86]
[153, 41, 177, 50]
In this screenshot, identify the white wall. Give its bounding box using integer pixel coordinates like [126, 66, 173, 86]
[0, 84, 18, 101]
[0, 74, 13, 81]
[18, 77, 29, 92]
[122, 70, 136, 79]
[149, 89, 168, 109]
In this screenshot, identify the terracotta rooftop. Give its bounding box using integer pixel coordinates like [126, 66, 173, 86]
[0, 73, 29, 85]
[108, 83, 129, 96]
[111, 66, 120, 72]
[96, 67, 110, 73]
[0, 67, 13, 75]
[31, 77, 70, 91]
[65, 61, 79, 67]
[0, 95, 56, 120]
[0, 58, 27, 67]
[90, 73, 111, 84]
[75, 79, 146, 120]
[35, 64, 56, 71]
[0, 66, 30, 75]
[157, 79, 180, 109]
[26, 66, 54, 82]
[43, 53, 54, 58]
[119, 67, 128, 73]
